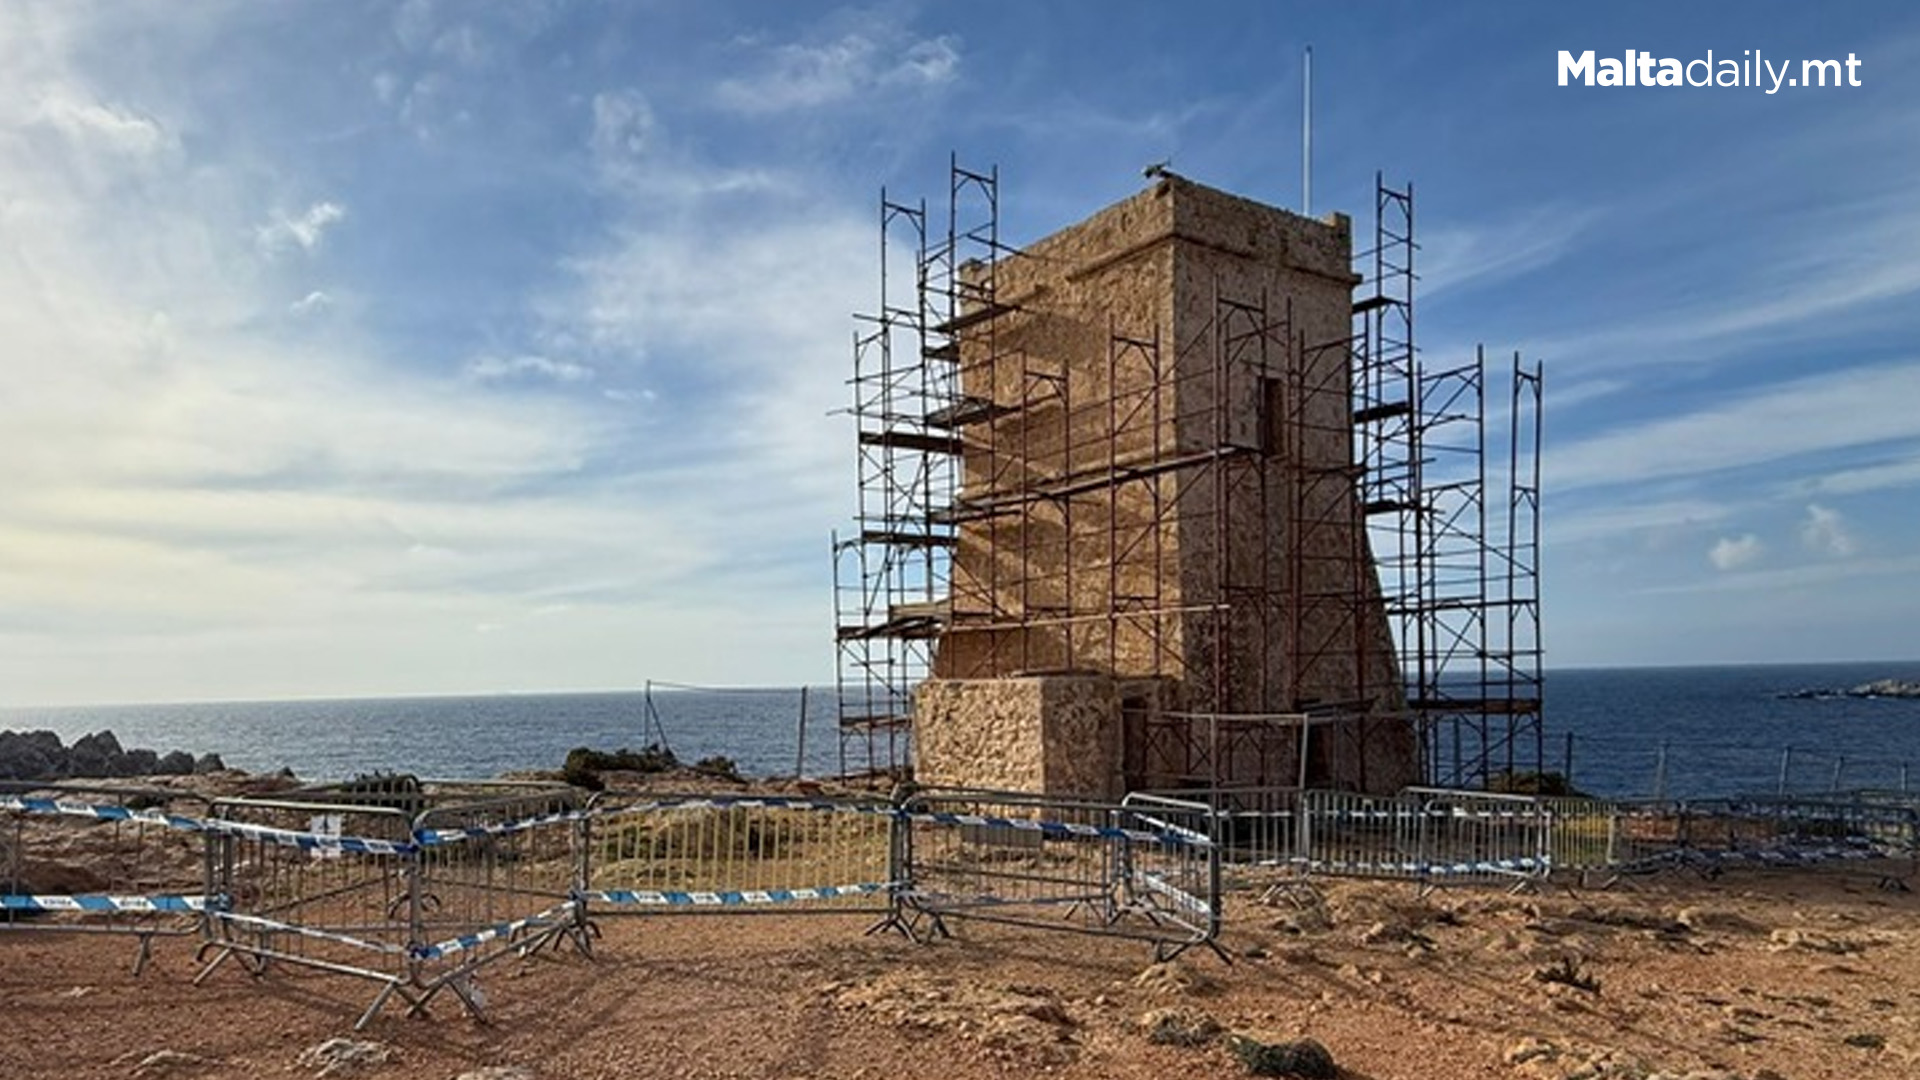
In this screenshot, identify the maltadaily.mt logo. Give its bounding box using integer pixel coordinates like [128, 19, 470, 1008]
[1558, 50, 1862, 92]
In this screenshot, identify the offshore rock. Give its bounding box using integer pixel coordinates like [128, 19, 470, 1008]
[1778, 678, 1920, 700]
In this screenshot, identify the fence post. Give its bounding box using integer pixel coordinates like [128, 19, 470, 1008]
[405, 823, 426, 988]
[1652, 741, 1669, 805]
[794, 686, 810, 779]
[1778, 747, 1792, 795]
[888, 784, 912, 929]
[1294, 791, 1311, 873]
[1562, 732, 1575, 788]
[1206, 803, 1224, 945]
[1831, 755, 1845, 794]
[573, 797, 594, 945]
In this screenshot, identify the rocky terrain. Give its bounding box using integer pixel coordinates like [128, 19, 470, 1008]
[1777, 678, 1920, 701]
[2, 866, 1916, 1079]
[0, 729, 225, 782]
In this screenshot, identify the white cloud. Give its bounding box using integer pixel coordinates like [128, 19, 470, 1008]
[715, 30, 961, 114]
[1545, 377, 1627, 413]
[1803, 448, 1920, 496]
[392, 0, 437, 52]
[587, 87, 777, 198]
[892, 37, 961, 86]
[1800, 503, 1858, 558]
[1648, 550, 1920, 597]
[1548, 361, 1920, 492]
[590, 90, 656, 166]
[257, 201, 347, 255]
[431, 24, 487, 67]
[1708, 534, 1763, 571]
[1527, 186, 1920, 378]
[32, 89, 173, 158]
[1419, 206, 1595, 301]
[1550, 498, 1738, 547]
[0, 3, 745, 703]
[465, 354, 595, 384]
[289, 290, 333, 315]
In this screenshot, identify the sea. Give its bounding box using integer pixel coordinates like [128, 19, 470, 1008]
[3, 661, 1918, 802]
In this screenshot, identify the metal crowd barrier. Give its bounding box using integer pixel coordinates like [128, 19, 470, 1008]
[196, 796, 422, 1026]
[8, 779, 1238, 1027]
[577, 791, 898, 918]
[409, 784, 589, 1004]
[1, 782, 212, 972]
[894, 787, 1223, 960]
[195, 778, 591, 1029]
[1137, 786, 1302, 874]
[1298, 788, 1552, 890]
[1527, 793, 1920, 888]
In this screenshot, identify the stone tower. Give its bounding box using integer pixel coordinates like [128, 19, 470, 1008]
[910, 175, 1417, 798]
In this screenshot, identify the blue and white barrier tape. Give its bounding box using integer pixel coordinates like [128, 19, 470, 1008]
[207, 908, 407, 955]
[904, 810, 1211, 849]
[415, 809, 588, 847]
[1308, 856, 1549, 877]
[1301, 806, 1552, 824]
[202, 818, 416, 856]
[595, 797, 1201, 848]
[1134, 871, 1215, 917]
[1, 796, 204, 833]
[412, 900, 578, 960]
[1657, 845, 1908, 867]
[2, 893, 208, 913]
[583, 881, 892, 907]
[591, 795, 897, 820]
[8, 792, 1212, 861]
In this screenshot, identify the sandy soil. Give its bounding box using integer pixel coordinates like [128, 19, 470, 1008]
[4, 865, 1918, 1080]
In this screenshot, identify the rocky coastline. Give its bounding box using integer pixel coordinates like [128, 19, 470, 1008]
[1776, 677, 1920, 701]
[0, 729, 225, 782]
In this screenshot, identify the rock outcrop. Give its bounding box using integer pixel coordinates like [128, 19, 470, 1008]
[0, 729, 222, 782]
[1778, 678, 1920, 701]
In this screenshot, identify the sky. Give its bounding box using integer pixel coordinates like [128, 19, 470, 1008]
[1, 1, 1917, 706]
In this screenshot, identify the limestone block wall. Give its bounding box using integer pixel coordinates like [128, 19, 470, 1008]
[920, 175, 1417, 794]
[936, 185, 1183, 683]
[914, 676, 1123, 800]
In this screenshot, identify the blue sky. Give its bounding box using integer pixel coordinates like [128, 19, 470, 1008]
[1, 1, 1916, 705]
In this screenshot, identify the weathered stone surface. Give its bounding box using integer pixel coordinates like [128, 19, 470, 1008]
[1225, 1033, 1338, 1078]
[918, 177, 1415, 794]
[1137, 1006, 1222, 1047]
[0, 729, 213, 781]
[914, 675, 1122, 799]
[295, 1038, 390, 1078]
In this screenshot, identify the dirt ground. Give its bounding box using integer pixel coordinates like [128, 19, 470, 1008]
[3, 866, 1917, 1080]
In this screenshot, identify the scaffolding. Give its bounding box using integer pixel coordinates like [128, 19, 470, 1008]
[832, 161, 1012, 776]
[836, 163, 1542, 792]
[1353, 174, 1545, 789]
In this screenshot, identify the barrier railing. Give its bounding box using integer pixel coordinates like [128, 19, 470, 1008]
[578, 792, 898, 917]
[194, 779, 592, 1029]
[196, 796, 422, 1026]
[32, 774, 1920, 1040]
[1534, 793, 1920, 887]
[410, 784, 590, 1007]
[1298, 788, 1552, 890]
[1137, 786, 1302, 873]
[1, 782, 212, 972]
[894, 787, 1223, 960]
